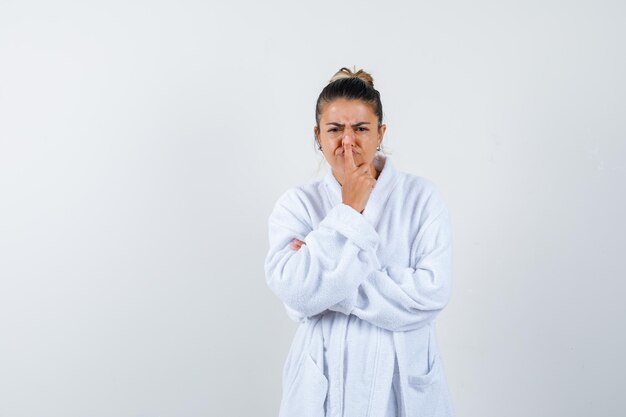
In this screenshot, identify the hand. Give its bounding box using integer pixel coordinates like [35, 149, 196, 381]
[341, 143, 376, 214]
[290, 238, 305, 251]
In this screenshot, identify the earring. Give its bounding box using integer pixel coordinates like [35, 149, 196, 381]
[377, 145, 381, 151]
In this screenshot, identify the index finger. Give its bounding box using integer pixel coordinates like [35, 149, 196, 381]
[343, 143, 358, 171]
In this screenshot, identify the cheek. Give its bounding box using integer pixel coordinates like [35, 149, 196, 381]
[331, 156, 344, 169]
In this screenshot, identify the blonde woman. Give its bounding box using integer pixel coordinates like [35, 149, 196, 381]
[265, 67, 455, 417]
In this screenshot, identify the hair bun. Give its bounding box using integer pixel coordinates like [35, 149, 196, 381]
[329, 66, 375, 88]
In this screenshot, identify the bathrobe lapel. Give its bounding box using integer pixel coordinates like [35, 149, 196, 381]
[322, 155, 401, 227]
[322, 155, 405, 416]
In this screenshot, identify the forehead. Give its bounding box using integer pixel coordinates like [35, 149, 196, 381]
[320, 98, 377, 123]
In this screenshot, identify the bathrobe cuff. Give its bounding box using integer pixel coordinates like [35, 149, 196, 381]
[329, 289, 359, 315]
[317, 203, 380, 253]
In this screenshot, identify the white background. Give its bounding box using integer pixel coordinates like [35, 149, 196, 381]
[1, 1, 624, 416]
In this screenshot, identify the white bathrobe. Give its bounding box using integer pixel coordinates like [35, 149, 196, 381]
[264, 154, 455, 417]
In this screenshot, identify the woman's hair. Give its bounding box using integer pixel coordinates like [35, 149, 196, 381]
[315, 67, 384, 128]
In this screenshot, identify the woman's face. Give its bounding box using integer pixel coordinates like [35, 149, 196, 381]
[314, 98, 386, 184]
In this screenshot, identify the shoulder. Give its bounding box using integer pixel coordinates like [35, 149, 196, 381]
[269, 179, 326, 224]
[272, 180, 324, 210]
[396, 172, 453, 247]
[397, 171, 449, 219]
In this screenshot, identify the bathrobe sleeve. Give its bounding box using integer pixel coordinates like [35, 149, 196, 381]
[327, 201, 453, 332]
[264, 188, 380, 318]
[282, 302, 307, 323]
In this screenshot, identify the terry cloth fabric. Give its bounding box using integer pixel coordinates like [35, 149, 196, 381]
[264, 154, 455, 417]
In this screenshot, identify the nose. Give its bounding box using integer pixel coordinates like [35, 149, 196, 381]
[342, 134, 355, 147]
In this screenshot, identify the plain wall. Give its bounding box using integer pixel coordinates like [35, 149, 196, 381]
[1, 0, 624, 416]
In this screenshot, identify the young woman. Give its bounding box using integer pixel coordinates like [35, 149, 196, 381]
[264, 67, 455, 417]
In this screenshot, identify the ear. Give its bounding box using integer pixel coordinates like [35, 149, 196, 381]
[313, 126, 322, 149]
[378, 124, 387, 141]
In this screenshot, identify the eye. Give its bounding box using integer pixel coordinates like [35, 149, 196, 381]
[357, 127, 368, 132]
[328, 128, 339, 132]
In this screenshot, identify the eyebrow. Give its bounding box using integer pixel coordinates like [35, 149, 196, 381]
[325, 122, 371, 127]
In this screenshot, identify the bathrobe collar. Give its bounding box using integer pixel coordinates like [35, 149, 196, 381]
[323, 154, 401, 226]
